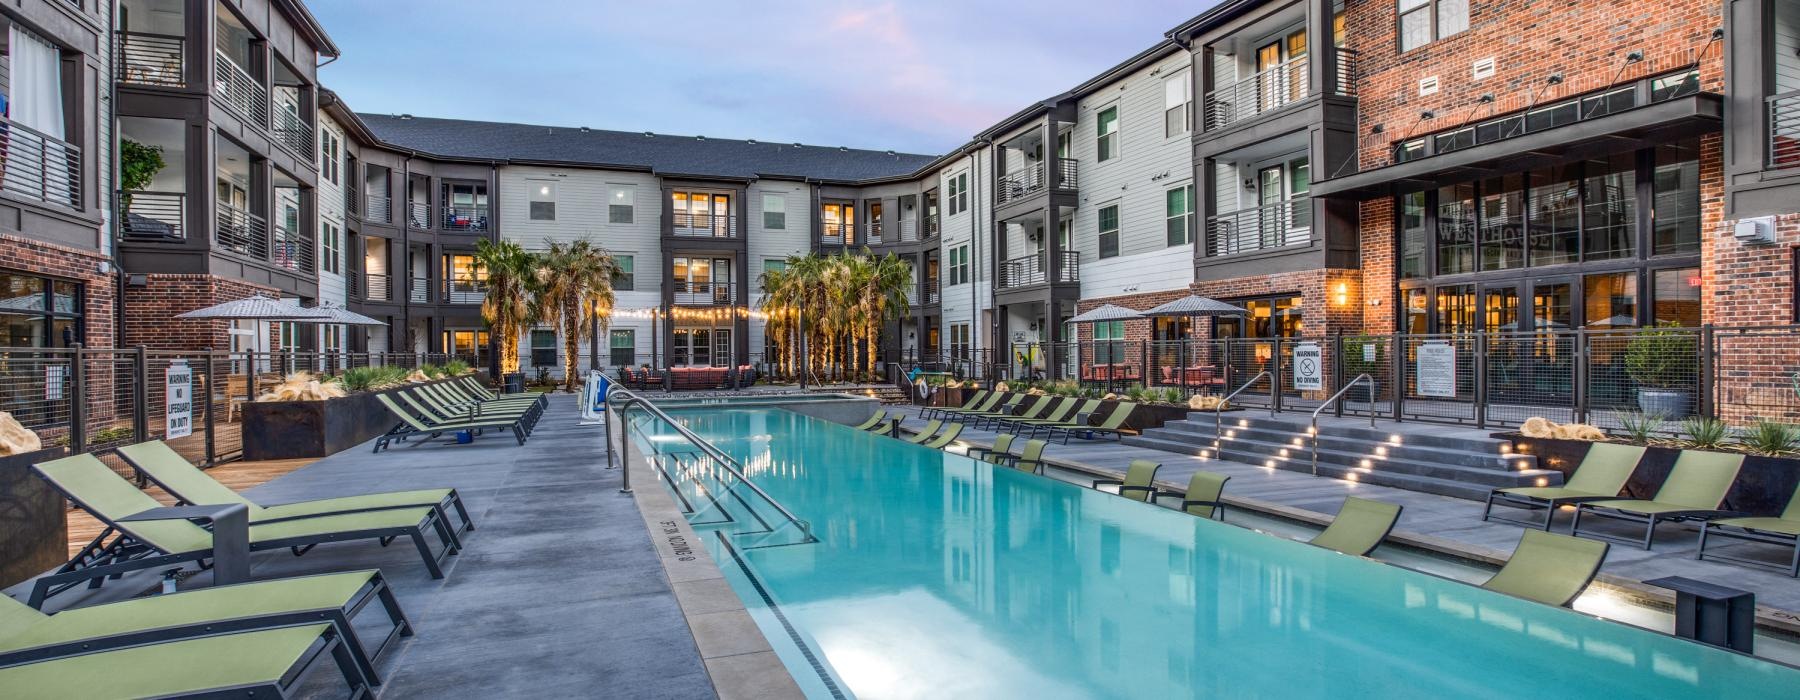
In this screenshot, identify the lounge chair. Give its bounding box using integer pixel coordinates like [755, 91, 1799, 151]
[421, 383, 543, 423]
[920, 423, 965, 450]
[965, 434, 1016, 464]
[444, 378, 544, 408]
[869, 417, 902, 436]
[995, 397, 1076, 437]
[852, 409, 888, 431]
[28, 454, 457, 607]
[1309, 497, 1402, 556]
[1009, 439, 1049, 474]
[375, 394, 529, 452]
[1007, 399, 1099, 439]
[118, 440, 474, 540]
[951, 393, 1026, 426]
[933, 391, 1004, 421]
[1, 569, 411, 687]
[1483, 442, 1646, 530]
[1480, 529, 1609, 607]
[924, 390, 986, 420]
[1160, 471, 1230, 520]
[904, 420, 945, 444]
[403, 388, 539, 431]
[975, 395, 1052, 431]
[458, 375, 547, 402]
[1570, 450, 1745, 549]
[1092, 460, 1160, 502]
[1697, 482, 1800, 577]
[1043, 402, 1137, 444]
[0, 624, 371, 699]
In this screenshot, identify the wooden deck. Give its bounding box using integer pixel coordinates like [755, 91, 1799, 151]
[63, 456, 314, 556]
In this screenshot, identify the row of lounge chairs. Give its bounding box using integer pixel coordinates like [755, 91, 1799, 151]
[921, 390, 1136, 443]
[854, 410, 965, 449]
[1485, 443, 1800, 576]
[373, 376, 548, 452]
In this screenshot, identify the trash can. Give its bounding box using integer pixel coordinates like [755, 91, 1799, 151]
[503, 372, 525, 394]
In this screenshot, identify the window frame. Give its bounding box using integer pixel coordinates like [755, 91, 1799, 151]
[1397, 0, 1468, 53]
[608, 184, 635, 224]
[761, 192, 786, 229]
[1098, 204, 1121, 258]
[319, 220, 341, 274]
[1166, 184, 1193, 247]
[0, 272, 83, 348]
[1096, 105, 1120, 162]
[527, 180, 557, 221]
[319, 130, 340, 184]
[609, 329, 636, 367]
[1164, 72, 1191, 138]
[613, 254, 634, 291]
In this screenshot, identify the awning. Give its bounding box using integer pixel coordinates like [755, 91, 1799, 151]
[1311, 93, 1722, 201]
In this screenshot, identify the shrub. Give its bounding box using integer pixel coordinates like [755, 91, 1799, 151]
[1740, 421, 1800, 457]
[339, 366, 409, 392]
[1680, 417, 1731, 451]
[1622, 322, 1698, 390]
[443, 359, 471, 376]
[1615, 412, 1665, 445]
[1340, 336, 1386, 379]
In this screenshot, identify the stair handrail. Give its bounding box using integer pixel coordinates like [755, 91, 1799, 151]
[1213, 370, 1275, 452]
[607, 386, 817, 544]
[1311, 374, 1377, 476]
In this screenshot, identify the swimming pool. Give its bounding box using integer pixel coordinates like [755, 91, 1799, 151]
[639, 407, 1798, 699]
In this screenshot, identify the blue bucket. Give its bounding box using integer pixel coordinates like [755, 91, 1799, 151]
[455, 430, 474, 444]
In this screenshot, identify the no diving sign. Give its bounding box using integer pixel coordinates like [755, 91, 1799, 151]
[1293, 342, 1323, 391]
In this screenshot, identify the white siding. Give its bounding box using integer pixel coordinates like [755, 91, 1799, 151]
[935, 147, 994, 350]
[315, 114, 347, 309]
[1780, 0, 1800, 92]
[746, 179, 813, 357]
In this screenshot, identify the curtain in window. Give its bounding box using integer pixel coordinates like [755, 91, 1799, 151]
[10, 26, 65, 139]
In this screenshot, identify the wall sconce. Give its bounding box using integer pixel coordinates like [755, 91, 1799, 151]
[1333, 282, 1350, 306]
[1243, 178, 1257, 192]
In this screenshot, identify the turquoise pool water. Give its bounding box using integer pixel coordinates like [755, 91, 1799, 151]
[640, 407, 1798, 699]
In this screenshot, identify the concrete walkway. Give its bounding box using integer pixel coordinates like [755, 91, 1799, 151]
[891, 404, 1800, 618]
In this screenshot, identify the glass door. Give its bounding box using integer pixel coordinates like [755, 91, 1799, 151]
[1480, 284, 1520, 334]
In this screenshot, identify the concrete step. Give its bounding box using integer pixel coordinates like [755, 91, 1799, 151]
[1199, 413, 1517, 453]
[1154, 420, 1535, 470]
[1123, 433, 1557, 489]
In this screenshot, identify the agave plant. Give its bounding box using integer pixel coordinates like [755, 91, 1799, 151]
[1680, 417, 1731, 450]
[1740, 420, 1800, 457]
[1615, 412, 1665, 445]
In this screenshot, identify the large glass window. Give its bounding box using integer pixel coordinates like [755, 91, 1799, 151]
[1533, 283, 1573, 331]
[1478, 175, 1523, 271]
[0, 273, 81, 347]
[1436, 184, 1476, 275]
[1435, 284, 1476, 334]
[1527, 166, 1580, 266]
[1400, 191, 1427, 279]
[1583, 272, 1638, 329]
[1652, 142, 1701, 256]
[1581, 152, 1636, 261]
[1651, 268, 1702, 327]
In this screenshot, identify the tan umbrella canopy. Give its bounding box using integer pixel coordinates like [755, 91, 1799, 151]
[173, 294, 334, 322]
[310, 301, 388, 327]
[1065, 303, 1145, 324]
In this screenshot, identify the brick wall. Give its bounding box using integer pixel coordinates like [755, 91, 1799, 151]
[1709, 213, 1800, 327]
[0, 233, 117, 349]
[1071, 289, 1205, 344]
[122, 275, 278, 351]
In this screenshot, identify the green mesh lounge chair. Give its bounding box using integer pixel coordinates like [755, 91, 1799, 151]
[1571, 450, 1745, 549]
[852, 410, 888, 431]
[920, 422, 965, 450]
[1009, 399, 1099, 440]
[1009, 439, 1049, 474]
[934, 391, 1004, 421]
[1484, 443, 1647, 530]
[118, 440, 474, 541]
[1161, 471, 1230, 520]
[952, 393, 1026, 426]
[975, 395, 1051, 431]
[1092, 460, 1160, 502]
[965, 434, 1017, 464]
[924, 390, 987, 420]
[458, 375, 548, 403]
[904, 420, 945, 444]
[0, 624, 371, 700]
[869, 417, 903, 436]
[1309, 497, 1403, 556]
[27, 455, 457, 609]
[441, 379, 543, 408]
[1, 569, 411, 687]
[375, 394, 528, 452]
[403, 387, 539, 431]
[1480, 529, 1610, 607]
[1045, 402, 1137, 444]
[1698, 482, 1800, 577]
[421, 383, 543, 425]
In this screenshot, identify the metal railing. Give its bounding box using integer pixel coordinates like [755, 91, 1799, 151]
[363, 273, 392, 301]
[1311, 374, 1376, 476]
[215, 202, 268, 260]
[997, 251, 1079, 288]
[120, 191, 185, 241]
[673, 282, 735, 306]
[1769, 90, 1800, 169]
[1205, 199, 1311, 257]
[922, 279, 940, 305]
[924, 214, 940, 238]
[441, 205, 488, 232]
[896, 219, 919, 243]
[409, 277, 429, 303]
[117, 31, 185, 87]
[671, 212, 736, 237]
[407, 201, 429, 229]
[271, 223, 313, 273]
[213, 50, 268, 125]
[443, 276, 486, 304]
[995, 158, 1079, 207]
[1214, 370, 1274, 457]
[0, 115, 82, 208]
[273, 102, 313, 159]
[1205, 55, 1308, 130]
[868, 221, 884, 245]
[820, 221, 854, 245]
[365, 194, 392, 223]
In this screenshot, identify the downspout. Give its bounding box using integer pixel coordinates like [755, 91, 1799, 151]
[109, 0, 126, 348]
[968, 145, 984, 369]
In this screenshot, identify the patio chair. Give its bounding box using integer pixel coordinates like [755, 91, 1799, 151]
[1009, 439, 1049, 474]
[457, 375, 548, 403]
[375, 394, 528, 452]
[1008, 399, 1099, 440]
[429, 381, 544, 416]
[1483, 443, 1647, 530]
[1, 569, 411, 687]
[870, 417, 903, 437]
[1160, 471, 1230, 520]
[975, 395, 1053, 431]
[1309, 497, 1403, 557]
[904, 420, 945, 445]
[992, 397, 1076, 436]
[403, 388, 539, 431]
[1697, 482, 1800, 577]
[965, 434, 1016, 464]
[26, 454, 457, 608]
[934, 391, 1005, 422]
[1092, 460, 1160, 502]
[852, 409, 888, 431]
[1479, 529, 1610, 607]
[0, 624, 372, 699]
[118, 440, 474, 539]
[1570, 450, 1745, 549]
[1043, 402, 1137, 444]
[920, 423, 965, 450]
[951, 393, 1026, 425]
[924, 390, 987, 420]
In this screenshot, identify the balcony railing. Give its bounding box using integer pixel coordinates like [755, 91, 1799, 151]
[213, 50, 268, 125]
[363, 272, 392, 302]
[444, 276, 487, 304]
[868, 221, 885, 245]
[274, 102, 314, 160]
[407, 201, 429, 229]
[409, 277, 429, 304]
[821, 221, 855, 245]
[922, 279, 941, 305]
[1205, 55, 1306, 131]
[0, 116, 82, 209]
[1204, 200, 1311, 257]
[673, 282, 736, 306]
[365, 194, 392, 223]
[117, 31, 185, 87]
[442, 205, 489, 232]
[896, 219, 919, 243]
[998, 251, 1079, 288]
[924, 214, 940, 238]
[121, 191, 185, 241]
[672, 212, 736, 237]
[1770, 90, 1800, 169]
[271, 223, 313, 273]
[216, 202, 269, 260]
[996, 159, 1079, 207]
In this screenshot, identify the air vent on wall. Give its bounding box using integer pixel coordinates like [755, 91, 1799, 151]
[1418, 76, 1440, 96]
[1472, 58, 1497, 81]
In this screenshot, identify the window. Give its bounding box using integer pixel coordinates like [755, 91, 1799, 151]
[529, 329, 557, 368]
[822, 203, 854, 242]
[319, 221, 342, 274]
[1436, 184, 1475, 275]
[528, 181, 557, 220]
[945, 176, 961, 216]
[1096, 106, 1119, 162]
[1098, 205, 1120, 258]
[950, 323, 972, 358]
[1398, 0, 1467, 52]
[1584, 272, 1638, 328]
[613, 255, 634, 291]
[321, 325, 343, 355]
[1164, 73, 1191, 137]
[761, 192, 786, 229]
[1582, 152, 1637, 261]
[0, 273, 81, 347]
[1399, 192, 1427, 279]
[1478, 175, 1523, 271]
[319, 130, 340, 184]
[957, 173, 969, 213]
[1651, 268, 1702, 327]
[1653, 142, 1701, 256]
[1528, 165, 1580, 266]
[445, 330, 491, 366]
[1165, 185, 1193, 246]
[1093, 320, 1126, 364]
[761, 258, 786, 292]
[672, 192, 732, 236]
[609, 329, 636, 367]
[608, 184, 634, 224]
[444, 254, 487, 303]
[948, 245, 970, 285]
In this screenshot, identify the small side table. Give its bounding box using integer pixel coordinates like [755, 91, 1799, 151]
[120, 503, 252, 586]
[1643, 576, 1755, 653]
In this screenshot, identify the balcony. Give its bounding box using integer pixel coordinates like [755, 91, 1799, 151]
[0, 116, 82, 209]
[1204, 200, 1310, 257]
[867, 221, 885, 245]
[274, 104, 314, 160]
[444, 276, 486, 304]
[213, 51, 268, 125]
[442, 205, 489, 232]
[924, 214, 940, 238]
[117, 31, 184, 87]
[922, 279, 941, 305]
[407, 201, 429, 229]
[1203, 51, 1358, 132]
[1770, 90, 1800, 169]
[409, 277, 429, 304]
[365, 194, 392, 223]
[362, 273, 392, 302]
[672, 212, 736, 238]
[121, 191, 185, 241]
[821, 222, 854, 246]
[271, 222, 313, 273]
[673, 282, 736, 306]
[216, 202, 269, 260]
[996, 159, 1078, 207]
[896, 219, 919, 243]
[997, 251, 1079, 289]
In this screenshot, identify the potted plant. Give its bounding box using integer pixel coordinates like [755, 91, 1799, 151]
[1340, 335, 1385, 406]
[1622, 323, 1698, 418]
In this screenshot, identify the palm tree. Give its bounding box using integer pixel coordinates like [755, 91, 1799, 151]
[860, 252, 914, 378]
[537, 238, 619, 392]
[474, 239, 538, 375]
[757, 251, 914, 384]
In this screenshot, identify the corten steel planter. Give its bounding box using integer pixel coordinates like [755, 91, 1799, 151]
[243, 378, 476, 461]
[1496, 434, 1800, 516]
[0, 446, 69, 589]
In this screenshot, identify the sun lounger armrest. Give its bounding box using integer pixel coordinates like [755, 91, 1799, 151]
[965, 447, 997, 460]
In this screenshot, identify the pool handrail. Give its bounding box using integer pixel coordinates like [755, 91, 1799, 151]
[1310, 374, 1377, 477]
[606, 386, 817, 544]
[1213, 370, 1274, 456]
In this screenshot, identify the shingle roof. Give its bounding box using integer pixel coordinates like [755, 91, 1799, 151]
[360, 114, 939, 182]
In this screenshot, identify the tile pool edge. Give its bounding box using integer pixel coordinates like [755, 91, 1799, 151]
[619, 423, 808, 700]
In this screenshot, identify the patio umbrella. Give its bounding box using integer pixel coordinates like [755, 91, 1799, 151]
[1139, 295, 1246, 394]
[173, 294, 334, 322]
[310, 300, 388, 327]
[1064, 303, 1145, 324]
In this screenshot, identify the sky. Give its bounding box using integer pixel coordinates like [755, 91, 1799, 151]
[310, 1, 1209, 156]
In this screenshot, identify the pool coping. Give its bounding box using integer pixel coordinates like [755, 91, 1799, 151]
[617, 416, 808, 700]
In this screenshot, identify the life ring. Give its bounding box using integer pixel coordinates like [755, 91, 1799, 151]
[915, 378, 934, 399]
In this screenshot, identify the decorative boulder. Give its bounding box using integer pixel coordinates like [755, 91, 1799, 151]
[0, 412, 42, 455]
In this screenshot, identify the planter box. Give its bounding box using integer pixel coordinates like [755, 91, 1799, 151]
[0, 446, 68, 589]
[243, 379, 470, 461]
[1496, 434, 1800, 515]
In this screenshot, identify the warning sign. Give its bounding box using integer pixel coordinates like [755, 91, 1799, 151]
[1293, 342, 1323, 391]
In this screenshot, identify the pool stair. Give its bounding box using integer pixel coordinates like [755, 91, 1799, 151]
[650, 450, 815, 549]
[1122, 414, 1563, 501]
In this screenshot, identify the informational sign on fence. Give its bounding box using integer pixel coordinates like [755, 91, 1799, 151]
[44, 365, 65, 400]
[166, 360, 193, 439]
[1293, 342, 1323, 391]
[1416, 342, 1457, 398]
